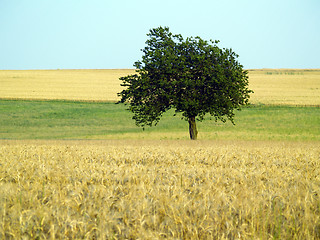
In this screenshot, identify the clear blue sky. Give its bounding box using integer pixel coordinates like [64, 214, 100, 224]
[1, 0, 319, 70]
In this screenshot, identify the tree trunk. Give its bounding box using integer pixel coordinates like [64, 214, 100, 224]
[188, 117, 198, 140]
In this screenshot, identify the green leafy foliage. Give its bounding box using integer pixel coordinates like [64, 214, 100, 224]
[118, 26, 252, 131]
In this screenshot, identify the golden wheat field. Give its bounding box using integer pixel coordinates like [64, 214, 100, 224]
[1, 69, 319, 239]
[0, 69, 134, 102]
[248, 69, 320, 105]
[1, 140, 320, 239]
[0, 69, 319, 105]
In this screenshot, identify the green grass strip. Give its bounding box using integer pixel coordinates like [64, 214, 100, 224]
[0, 100, 319, 140]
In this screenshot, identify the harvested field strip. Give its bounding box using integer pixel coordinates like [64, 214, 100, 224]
[0, 69, 319, 105]
[0, 69, 135, 102]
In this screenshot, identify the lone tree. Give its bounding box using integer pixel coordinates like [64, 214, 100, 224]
[118, 27, 252, 140]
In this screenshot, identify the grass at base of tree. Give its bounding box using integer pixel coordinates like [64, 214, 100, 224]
[0, 100, 319, 141]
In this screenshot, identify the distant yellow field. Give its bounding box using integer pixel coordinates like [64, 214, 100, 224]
[0, 69, 135, 102]
[0, 69, 319, 105]
[248, 69, 320, 105]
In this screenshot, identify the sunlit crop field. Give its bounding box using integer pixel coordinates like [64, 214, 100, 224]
[1, 68, 319, 239]
[0, 69, 319, 105]
[248, 69, 320, 105]
[0, 69, 134, 102]
[1, 140, 319, 239]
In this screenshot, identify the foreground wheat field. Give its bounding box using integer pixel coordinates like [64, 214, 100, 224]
[0, 69, 319, 105]
[1, 140, 319, 239]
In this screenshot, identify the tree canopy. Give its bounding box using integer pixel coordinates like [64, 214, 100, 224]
[118, 26, 253, 140]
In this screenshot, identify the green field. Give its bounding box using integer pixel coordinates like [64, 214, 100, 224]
[0, 100, 319, 141]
